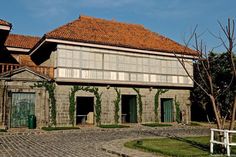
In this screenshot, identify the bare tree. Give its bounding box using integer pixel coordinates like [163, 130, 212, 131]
[218, 20, 236, 130]
[175, 19, 235, 130]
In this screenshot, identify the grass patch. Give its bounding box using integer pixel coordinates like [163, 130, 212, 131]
[125, 136, 236, 156]
[0, 129, 7, 132]
[189, 122, 202, 126]
[142, 123, 172, 127]
[99, 124, 129, 128]
[41, 127, 80, 131]
[125, 136, 210, 156]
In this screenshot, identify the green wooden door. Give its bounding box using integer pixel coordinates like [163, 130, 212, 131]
[129, 96, 137, 123]
[11, 93, 35, 128]
[162, 99, 173, 122]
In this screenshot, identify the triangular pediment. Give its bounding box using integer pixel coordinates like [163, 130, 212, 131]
[0, 66, 50, 81]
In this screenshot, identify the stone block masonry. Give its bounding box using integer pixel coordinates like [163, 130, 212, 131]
[55, 83, 191, 126]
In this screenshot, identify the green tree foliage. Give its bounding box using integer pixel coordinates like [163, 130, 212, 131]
[191, 52, 235, 121]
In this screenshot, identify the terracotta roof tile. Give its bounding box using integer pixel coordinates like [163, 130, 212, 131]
[46, 15, 196, 55]
[0, 19, 11, 27]
[5, 34, 40, 49]
[18, 55, 36, 66]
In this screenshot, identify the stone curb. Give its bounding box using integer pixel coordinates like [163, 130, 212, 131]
[0, 125, 210, 136]
[101, 138, 159, 157]
[101, 147, 129, 157]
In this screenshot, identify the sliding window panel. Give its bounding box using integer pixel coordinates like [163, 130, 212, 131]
[58, 68, 72, 78]
[73, 69, 80, 78]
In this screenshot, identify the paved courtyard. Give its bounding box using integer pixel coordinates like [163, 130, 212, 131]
[0, 126, 210, 157]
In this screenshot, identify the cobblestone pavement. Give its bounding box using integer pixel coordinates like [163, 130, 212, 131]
[0, 125, 210, 157]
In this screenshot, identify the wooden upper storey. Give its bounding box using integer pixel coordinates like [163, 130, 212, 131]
[0, 16, 196, 85]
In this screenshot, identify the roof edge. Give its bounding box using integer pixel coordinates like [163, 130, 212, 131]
[31, 37, 197, 58]
[29, 35, 47, 55]
[0, 19, 12, 27]
[0, 66, 51, 81]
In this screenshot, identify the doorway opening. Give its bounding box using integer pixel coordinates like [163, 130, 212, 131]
[76, 96, 94, 125]
[11, 93, 35, 128]
[161, 98, 173, 122]
[121, 95, 137, 123]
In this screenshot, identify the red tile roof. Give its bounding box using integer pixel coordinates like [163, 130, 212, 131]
[18, 55, 36, 66]
[5, 34, 40, 49]
[0, 19, 11, 27]
[46, 15, 196, 55]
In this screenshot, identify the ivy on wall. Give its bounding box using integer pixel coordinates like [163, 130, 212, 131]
[69, 86, 79, 126]
[69, 86, 102, 126]
[174, 95, 181, 123]
[113, 87, 121, 124]
[154, 89, 168, 122]
[133, 88, 143, 123]
[34, 81, 56, 126]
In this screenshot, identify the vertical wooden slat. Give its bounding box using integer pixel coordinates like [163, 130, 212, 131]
[1, 65, 3, 73]
[51, 67, 54, 79]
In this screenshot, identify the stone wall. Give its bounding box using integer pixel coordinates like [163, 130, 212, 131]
[3, 81, 49, 128]
[54, 85, 71, 126]
[0, 81, 4, 127]
[1, 78, 191, 129]
[0, 80, 49, 128]
[55, 84, 191, 126]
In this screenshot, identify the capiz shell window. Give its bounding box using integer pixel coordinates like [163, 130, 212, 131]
[58, 68, 72, 77]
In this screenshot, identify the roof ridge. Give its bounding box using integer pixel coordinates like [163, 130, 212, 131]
[79, 15, 145, 28]
[45, 17, 80, 37]
[5, 34, 41, 50]
[9, 33, 41, 39]
[46, 15, 145, 37]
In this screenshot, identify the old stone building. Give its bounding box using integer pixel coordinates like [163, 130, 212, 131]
[0, 16, 196, 129]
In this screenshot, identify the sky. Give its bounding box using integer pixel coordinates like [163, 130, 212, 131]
[1, 0, 236, 52]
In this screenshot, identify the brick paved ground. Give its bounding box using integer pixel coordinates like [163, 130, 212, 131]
[0, 125, 210, 157]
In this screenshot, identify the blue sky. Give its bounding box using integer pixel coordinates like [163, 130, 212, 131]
[1, 0, 235, 52]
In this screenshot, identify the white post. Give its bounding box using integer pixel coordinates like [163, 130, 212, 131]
[224, 130, 227, 148]
[210, 129, 214, 154]
[226, 131, 230, 156]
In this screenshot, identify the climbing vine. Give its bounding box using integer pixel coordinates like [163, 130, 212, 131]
[69, 86, 79, 126]
[69, 86, 102, 126]
[34, 81, 56, 126]
[174, 96, 181, 123]
[133, 88, 143, 123]
[154, 89, 168, 122]
[114, 87, 121, 124]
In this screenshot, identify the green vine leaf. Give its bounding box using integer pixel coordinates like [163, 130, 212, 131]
[154, 89, 168, 122]
[175, 95, 181, 123]
[114, 87, 121, 124]
[133, 88, 143, 123]
[34, 81, 56, 126]
[69, 86, 102, 126]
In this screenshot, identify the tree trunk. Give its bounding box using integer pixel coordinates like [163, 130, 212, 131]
[209, 95, 222, 129]
[229, 96, 236, 130]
